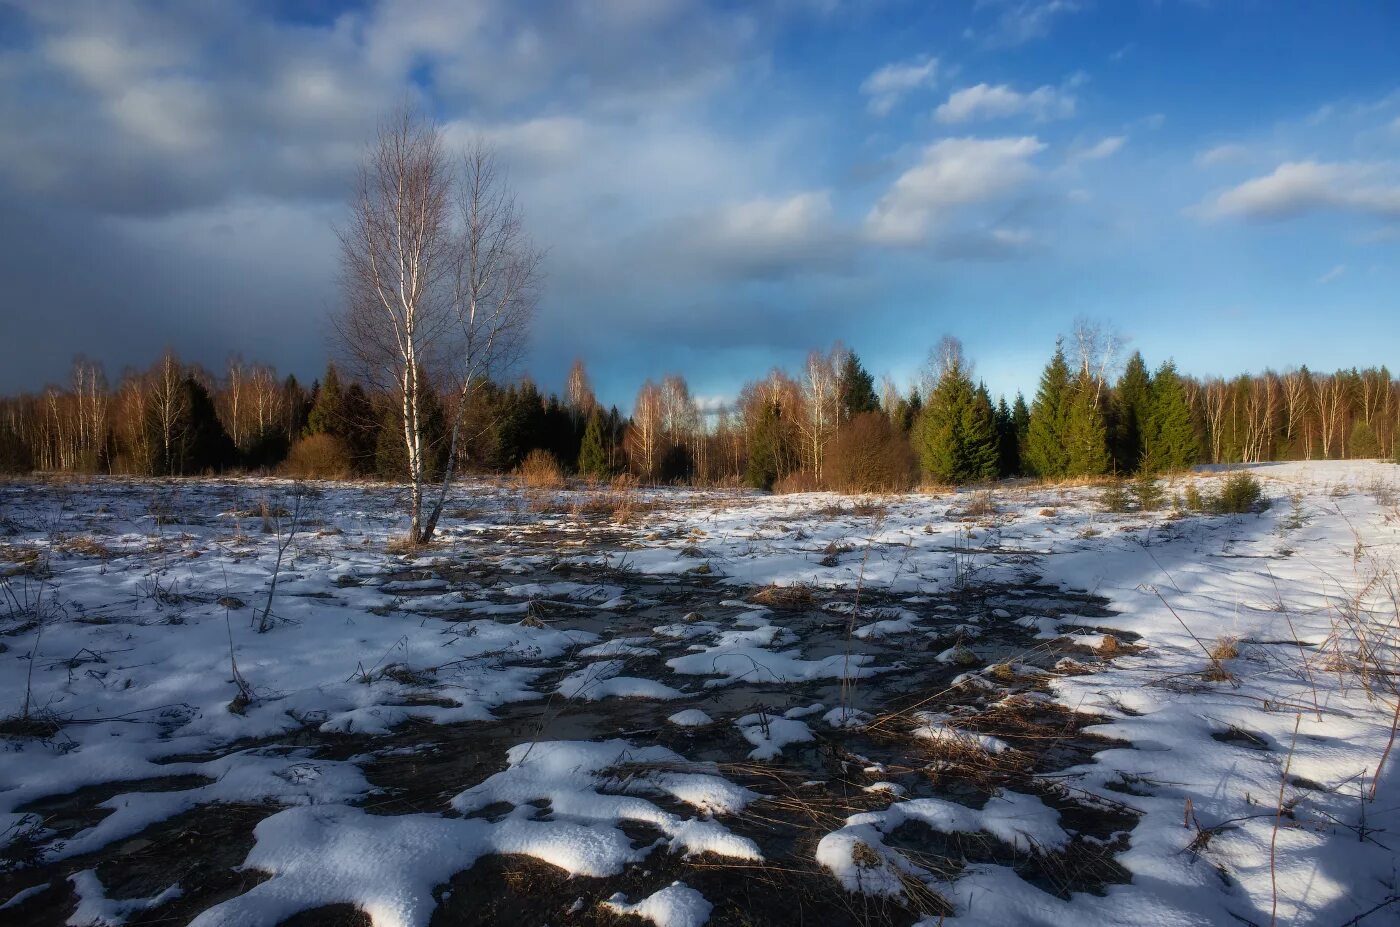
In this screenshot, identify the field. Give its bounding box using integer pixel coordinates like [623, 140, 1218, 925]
[1, 461, 1398, 927]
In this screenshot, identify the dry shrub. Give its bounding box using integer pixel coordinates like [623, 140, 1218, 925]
[825, 412, 918, 494]
[570, 473, 653, 522]
[283, 434, 352, 480]
[958, 490, 997, 517]
[517, 449, 564, 489]
[751, 583, 814, 609]
[772, 470, 821, 495]
[1209, 635, 1239, 661]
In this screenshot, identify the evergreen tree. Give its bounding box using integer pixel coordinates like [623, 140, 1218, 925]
[893, 388, 922, 434]
[838, 352, 880, 417]
[914, 360, 997, 484]
[994, 396, 1021, 477]
[305, 363, 346, 437]
[375, 379, 448, 481]
[342, 383, 377, 474]
[577, 408, 611, 478]
[180, 377, 237, 474]
[1063, 375, 1111, 476]
[1011, 392, 1031, 458]
[1349, 419, 1381, 459]
[1024, 343, 1072, 478]
[1143, 361, 1200, 472]
[1112, 351, 1152, 474]
[282, 374, 311, 445]
[746, 400, 783, 490]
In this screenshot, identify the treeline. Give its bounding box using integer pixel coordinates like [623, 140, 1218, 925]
[1, 332, 1396, 488]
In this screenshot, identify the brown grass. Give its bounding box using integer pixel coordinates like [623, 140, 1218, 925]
[517, 449, 565, 489]
[1209, 635, 1240, 661]
[569, 474, 655, 523]
[751, 583, 815, 609]
[56, 536, 112, 558]
[282, 434, 352, 480]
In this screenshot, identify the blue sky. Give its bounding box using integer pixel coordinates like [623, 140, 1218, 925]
[0, 0, 1396, 409]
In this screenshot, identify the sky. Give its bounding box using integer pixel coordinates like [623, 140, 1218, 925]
[0, 0, 1397, 410]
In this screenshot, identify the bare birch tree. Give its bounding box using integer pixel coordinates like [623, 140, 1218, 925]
[628, 380, 663, 480]
[797, 346, 842, 481]
[339, 109, 539, 544]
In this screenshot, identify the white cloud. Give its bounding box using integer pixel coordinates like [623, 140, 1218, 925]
[1196, 160, 1400, 222]
[1317, 264, 1346, 284]
[935, 82, 1075, 124]
[860, 56, 938, 116]
[1195, 143, 1250, 168]
[865, 136, 1045, 245]
[1074, 135, 1125, 162]
[975, 0, 1083, 47]
[673, 190, 852, 279]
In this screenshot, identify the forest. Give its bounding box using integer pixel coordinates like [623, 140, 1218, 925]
[1, 332, 1395, 492]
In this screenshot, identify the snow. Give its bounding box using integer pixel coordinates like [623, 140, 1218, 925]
[3, 462, 1399, 927]
[68, 870, 181, 926]
[601, 881, 713, 927]
[666, 709, 714, 727]
[734, 711, 814, 760]
[817, 790, 1068, 896]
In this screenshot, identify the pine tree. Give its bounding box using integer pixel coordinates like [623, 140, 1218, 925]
[1112, 351, 1152, 474]
[577, 408, 610, 478]
[838, 352, 880, 418]
[915, 360, 997, 484]
[305, 363, 346, 437]
[1063, 374, 1111, 476]
[1143, 361, 1200, 472]
[1024, 344, 1072, 478]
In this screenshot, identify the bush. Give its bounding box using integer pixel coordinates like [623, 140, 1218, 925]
[517, 449, 564, 489]
[283, 434, 352, 480]
[1211, 471, 1266, 514]
[1183, 482, 1205, 512]
[825, 412, 918, 494]
[1100, 480, 1130, 513]
[772, 470, 821, 494]
[1131, 474, 1165, 511]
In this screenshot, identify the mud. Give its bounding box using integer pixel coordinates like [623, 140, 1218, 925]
[1, 546, 1141, 927]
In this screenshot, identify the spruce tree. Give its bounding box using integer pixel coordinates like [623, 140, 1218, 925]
[1024, 344, 1072, 478]
[1011, 392, 1030, 463]
[893, 388, 922, 434]
[995, 396, 1020, 477]
[915, 360, 997, 484]
[1063, 375, 1111, 476]
[1112, 351, 1152, 474]
[305, 363, 346, 437]
[838, 352, 880, 417]
[1143, 361, 1200, 472]
[746, 400, 782, 490]
[577, 408, 610, 478]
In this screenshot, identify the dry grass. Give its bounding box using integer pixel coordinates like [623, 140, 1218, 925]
[569, 474, 656, 523]
[751, 583, 815, 609]
[57, 535, 113, 558]
[958, 490, 998, 518]
[384, 534, 427, 556]
[1209, 635, 1240, 662]
[517, 449, 565, 489]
